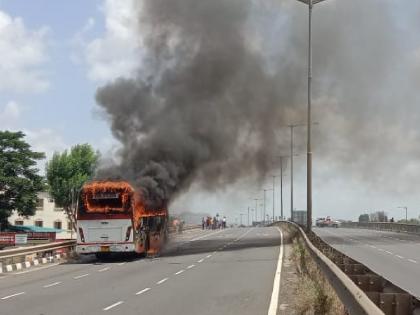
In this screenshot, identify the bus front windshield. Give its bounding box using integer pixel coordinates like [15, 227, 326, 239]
[78, 191, 132, 215]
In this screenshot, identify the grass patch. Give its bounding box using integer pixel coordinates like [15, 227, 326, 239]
[290, 237, 347, 315]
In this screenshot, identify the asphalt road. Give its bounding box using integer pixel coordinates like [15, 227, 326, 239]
[314, 227, 420, 298]
[0, 227, 283, 315]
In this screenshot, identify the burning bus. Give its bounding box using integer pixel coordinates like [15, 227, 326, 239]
[76, 180, 168, 257]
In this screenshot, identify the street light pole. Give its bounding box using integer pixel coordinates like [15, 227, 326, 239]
[272, 176, 275, 223]
[398, 206, 408, 222]
[263, 189, 267, 225]
[254, 198, 260, 222]
[307, 0, 313, 232]
[288, 124, 302, 222]
[263, 188, 273, 225]
[277, 155, 288, 220]
[296, 0, 327, 231]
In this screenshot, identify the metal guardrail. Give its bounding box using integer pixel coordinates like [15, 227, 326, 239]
[0, 240, 76, 257]
[279, 221, 384, 315]
[275, 221, 420, 314]
[0, 225, 201, 263]
[341, 222, 420, 234]
[0, 240, 76, 265]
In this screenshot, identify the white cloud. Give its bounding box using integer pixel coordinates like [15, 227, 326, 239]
[24, 128, 67, 173]
[24, 128, 66, 159]
[0, 10, 49, 93]
[81, 0, 142, 82]
[0, 100, 22, 128]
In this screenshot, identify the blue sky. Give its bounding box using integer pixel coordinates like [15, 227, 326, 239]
[1, 0, 420, 221]
[0, 0, 116, 161]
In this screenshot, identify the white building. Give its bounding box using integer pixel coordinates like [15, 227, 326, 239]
[8, 192, 75, 239]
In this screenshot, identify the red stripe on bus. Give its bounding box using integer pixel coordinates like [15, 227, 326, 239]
[77, 241, 133, 245]
[77, 214, 131, 220]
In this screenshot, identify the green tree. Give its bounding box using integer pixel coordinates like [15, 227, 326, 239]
[0, 131, 45, 230]
[46, 144, 99, 230]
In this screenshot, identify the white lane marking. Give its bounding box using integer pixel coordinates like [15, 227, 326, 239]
[378, 248, 384, 252]
[156, 278, 169, 284]
[14, 263, 60, 275]
[1, 292, 25, 300]
[197, 259, 204, 263]
[395, 255, 404, 259]
[267, 227, 284, 315]
[98, 267, 110, 272]
[43, 281, 62, 288]
[235, 228, 254, 242]
[74, 273, 90, 279]
[369, 245, 376, 249]
[187, 264, 195, 269]
[385, 251, 393, 255]
[136, 288, 151, 295]
[206, 254, 212, 258]
[189, 229, 225, 242]
[408, 259, 418, 264]
[117, 262, 126, 266]
[175, 270, 185, 275]
[103, 301, 124, 311]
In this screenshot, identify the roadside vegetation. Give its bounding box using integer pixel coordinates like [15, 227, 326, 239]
[46, 144, 99, 231]
[0, 129, 99, 231]
[0, 131, 45, 230]
[290, 233, 347, 315]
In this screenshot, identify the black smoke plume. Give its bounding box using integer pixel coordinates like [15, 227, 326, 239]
[96, 0, 420, 208]
[96, 0, 299, 209]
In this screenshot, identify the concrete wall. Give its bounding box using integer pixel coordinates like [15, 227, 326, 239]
[8, 192, 75, 239]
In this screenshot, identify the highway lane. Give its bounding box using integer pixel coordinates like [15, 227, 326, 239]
[0, 227, 283, 315]
[314, 227, 420, 298]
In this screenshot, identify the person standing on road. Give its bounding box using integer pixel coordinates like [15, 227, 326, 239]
[202, 217, 205, 230]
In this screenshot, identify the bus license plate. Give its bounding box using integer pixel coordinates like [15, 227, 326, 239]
[100, 246, 110, 252]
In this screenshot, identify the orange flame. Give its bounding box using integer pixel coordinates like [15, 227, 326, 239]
[81, 180, 168, 218]
[81, 180, 133, 213]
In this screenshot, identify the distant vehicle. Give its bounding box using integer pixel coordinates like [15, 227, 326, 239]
[315, 216, 340, 228]
[76, 180, 168, 258]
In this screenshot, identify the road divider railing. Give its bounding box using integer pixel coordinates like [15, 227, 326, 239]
[0, 240, 76, 273]
[341, 222, 420, 234]
[276, 221, 420, 315]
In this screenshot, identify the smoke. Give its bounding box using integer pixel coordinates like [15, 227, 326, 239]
[96, 0, 420, 209]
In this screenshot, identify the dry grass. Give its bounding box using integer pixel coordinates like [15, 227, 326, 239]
[290, 238, 347, 315]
